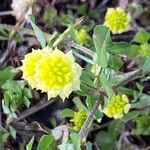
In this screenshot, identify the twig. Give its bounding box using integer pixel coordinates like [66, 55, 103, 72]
[112, 69, 142, 88]
[52, 17, 84, 48]
[17, 98, 55, 121]
[73, 51, 94, 64]
[92, 121, 110, 132]
[113, 67, 150, 88]
[0, 11, 12, 16]
[66, 40, 95, 57]
[0, 41, 17, 67]
[78, 97, 101, 139]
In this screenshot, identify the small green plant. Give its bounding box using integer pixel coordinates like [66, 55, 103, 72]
[2, 80, 32, 111]
[0, 2, 150, 149]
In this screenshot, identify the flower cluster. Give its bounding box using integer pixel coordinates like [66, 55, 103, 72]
[104, 7, 131, 34]
[70, 109, 87, 131]
[103, 94, 131, 119]
[139, 43, 150, 57]
[74, 28, 90, 46]
[21, 47, 82, 100]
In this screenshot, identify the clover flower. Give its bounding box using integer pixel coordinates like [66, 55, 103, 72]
[74, 28, 90, 45]
[104, 7, 131, 34]
[21, 47, 82, 100]
[139, 43, 150, 57]
[103, 94, 131, 119]
[70, 109, 87, 131]
[21, 49, 44, 88]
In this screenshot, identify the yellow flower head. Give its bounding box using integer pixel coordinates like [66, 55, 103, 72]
[103, 94, 131, 119]
[21, 50, 43, 88]
[70, 109, 87, 131]
[74, 28, 90, 45]
[139, 43, 150, 57]
[21, 47, 82, 100]
[104, 7, 131, 34]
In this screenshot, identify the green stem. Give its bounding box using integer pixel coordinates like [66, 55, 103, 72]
[78, 68, 150, 140]
[73, 51, 94, 64]
[112, 69, 142, 88]
[78, 97, 101, 139]
[66, 40, 95, 56]
[52, 17, 84, 48]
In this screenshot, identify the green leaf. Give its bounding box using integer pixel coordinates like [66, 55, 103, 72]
[80, 70, 94, 87]
[86, 96, 95, 110]
[58, 143, 74, 150]
[108, 120, 124, 139]
[3, 91, 11, 107]
[28, 16, 46, 48]
[0, 67, 17, 87]
[99, 72, 113, 98]
[43, 7, 57, 25]
[58, 11, 75, 27]
[109, 55, 123, 71]
[119, 87, 137, 96]
[86, 96, 103, 121]
[77, 3, 88, 16]
[2, 80, 22, 97]
[37, 134, 56, 150]
[107, 42, 131, 55]
[143, 57, 150, 74]
[73, 97, 89, 113]
[0, 126, 9, 148]
[0, 27, 8, 37]
[134, 31, 150, 44]
[23, 96, 31, 108]
[0, 36, 9, 40]
[70, 133, 81, 150]
[129, 45, 140, 58]
[26, 136, 35, 150]
[0, 28, 9, 40]
[23, 88, 33, 99]
[9, 112, 17, 118]
[61, 108, 75, 118]
[122, 111, 140, 122]
[131, 95, 150, 109]
[133, 114, 150, 135]
[136, 83, 144, 93]
[96, 131, 114, 150]
[2, 100, 10, 114]
[93, 25, 112, 68]
[9, 126, 16, 139]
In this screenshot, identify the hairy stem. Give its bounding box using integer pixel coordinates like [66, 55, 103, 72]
[78, 96, 101, 139]
[78, 68, 149, 140]
[112, 69, 142, 88]
[66, 40, 95, 56]
[52, 17, 84, 48]
[18, 98, 55, 121]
